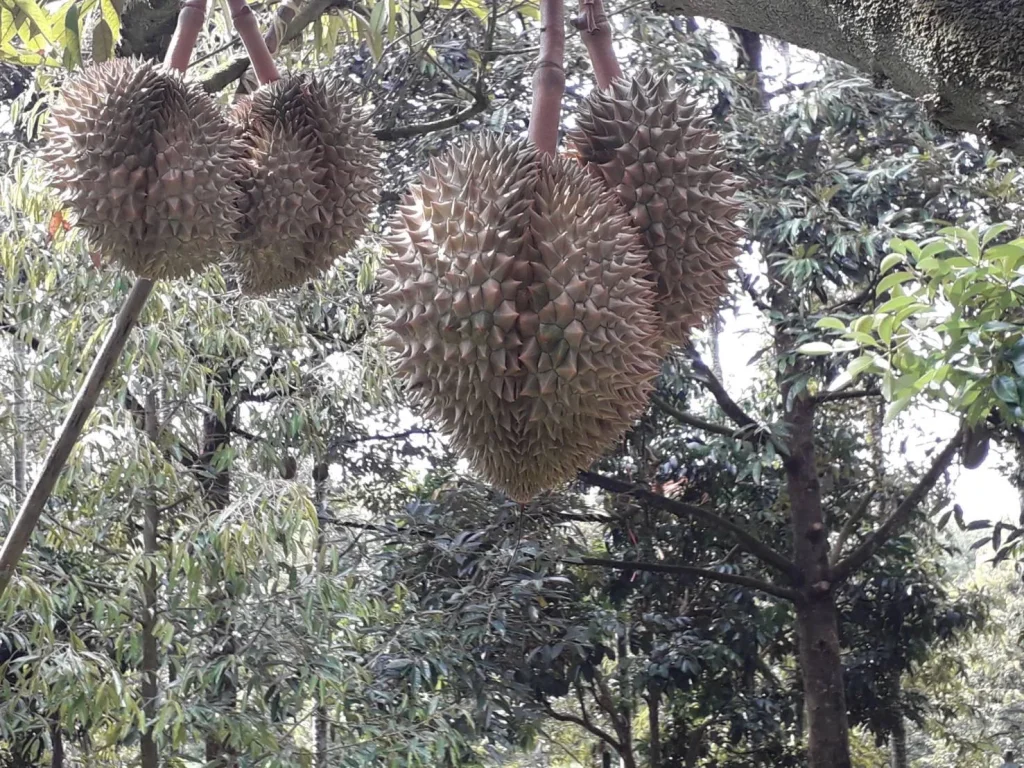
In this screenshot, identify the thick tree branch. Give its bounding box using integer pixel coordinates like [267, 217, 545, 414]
[651, 0, 1024, 152]
[571, 556, 798, 601]
[831, 432, 964, 582]
[577, 471, 797, 579]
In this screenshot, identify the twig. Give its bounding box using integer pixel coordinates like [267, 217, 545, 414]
[570, 556, 797, 601]
[828, 490, 875, 566]
[831, 432, 963, 582]
[577, 471, 797, 579]
[652, 394, 755, 442]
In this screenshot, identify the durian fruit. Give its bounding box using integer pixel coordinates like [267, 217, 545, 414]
[378, 134, 664, 501]
[228, 72, 380, 295]
[44, 58, 251, 279]
[569, 69, 744, 345]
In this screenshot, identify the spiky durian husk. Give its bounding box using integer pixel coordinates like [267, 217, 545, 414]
[379, 134, 663, 501]
[569, 69, 744, 344]
[43, 58, 250, 279]
[228, 72, 380, 295]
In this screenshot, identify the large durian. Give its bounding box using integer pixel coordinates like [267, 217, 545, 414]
[379, 134, 664, 501]
[569, 69, 744, 344]
[228, 72, 380, 295]
[44, 58, 251, 279]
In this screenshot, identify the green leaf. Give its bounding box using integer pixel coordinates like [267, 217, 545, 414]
[884, 396, 912, 424]
[878, 252, 903, 275]
[795, 341, 834, 356]
[981, 222, 1012, 247]
[91, 17, 113, 62]
[875, 271, 915, 296]
[61, 1, 80, 69]
[815, 317, 846, 332]
[992, 375, 1019, 405]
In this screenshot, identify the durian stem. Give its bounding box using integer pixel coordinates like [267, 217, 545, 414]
[573, 0, 621, 89]
[227, 0, 281, 85]
[0, 279, 156, 600]
[529, 0, 566, 155]
[164, 0, 208, 72]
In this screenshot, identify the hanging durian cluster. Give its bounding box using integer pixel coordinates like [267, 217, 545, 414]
[379, 135, 664, 501]
[44, 59, 251, 280]
[44, 60, 379, 292]
[378, 70, 743, 501]
[570, 70, 744, 344]
[228, 73, 380, 294]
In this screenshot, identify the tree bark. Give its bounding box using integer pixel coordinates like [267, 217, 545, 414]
[653, 0, 1024, 152]
[889, 707, 909, 768]
[140, 391, 161, 768]
[786, 399, 852, 768]
[314, 469, 329, 768]
[202, 371, 237, 768]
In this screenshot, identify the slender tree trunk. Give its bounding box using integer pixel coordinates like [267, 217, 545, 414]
[889, 706, 908, 768]
[12, 341, 27, 502]
[314, 467, 329, 768]
[48, 717, 63, 768]
[202, 372, 237, 768]
[140, 391, 161, 768]
[647, 683, 661, 768]
[785, 399, 852, 768]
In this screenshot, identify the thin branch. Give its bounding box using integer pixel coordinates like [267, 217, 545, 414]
[541, 702, 622, 750]
[683, 345, 789, 457]
[814, 388, 881, 403]
[577, 471, 797, 579]
[0, 280, 155, 599]
[373, 94, 490, 141]
[829, 490, 876, 566]
[570, 556, 797, 601]
[831, 432, 964, 582]
[652, 394, 755, 441]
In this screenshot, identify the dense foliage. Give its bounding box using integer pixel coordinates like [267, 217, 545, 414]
[1, 1, 1024, 767]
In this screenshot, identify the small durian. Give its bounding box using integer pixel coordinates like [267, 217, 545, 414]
[569, 69, 744, 344]
[228, 72, 380, 295]
[379, 134, 663, 501]
[43, 58, 250, 279]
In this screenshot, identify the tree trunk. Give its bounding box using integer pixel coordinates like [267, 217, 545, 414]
[314, 469, 330, 768]
[785, 398, 851, 768]
[647, 683, 661, 768]
[889, 710, 908, 768]
[48, 718, 62, 768]
[140, 391, 161, 768]
[202, 372, 237, 768]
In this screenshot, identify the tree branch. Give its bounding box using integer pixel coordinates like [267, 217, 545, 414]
[650, 0, 1024, 153]
[541, 701, 621, 750]
[577, 471, 797, 579]
[828, 490, 875, 566]
[682, 346, 788, 457]
[570, 556, 798, 601]
[652, 394, 756, 442]
[814, 388, 881, 403]
[831, 432, 964, 582]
